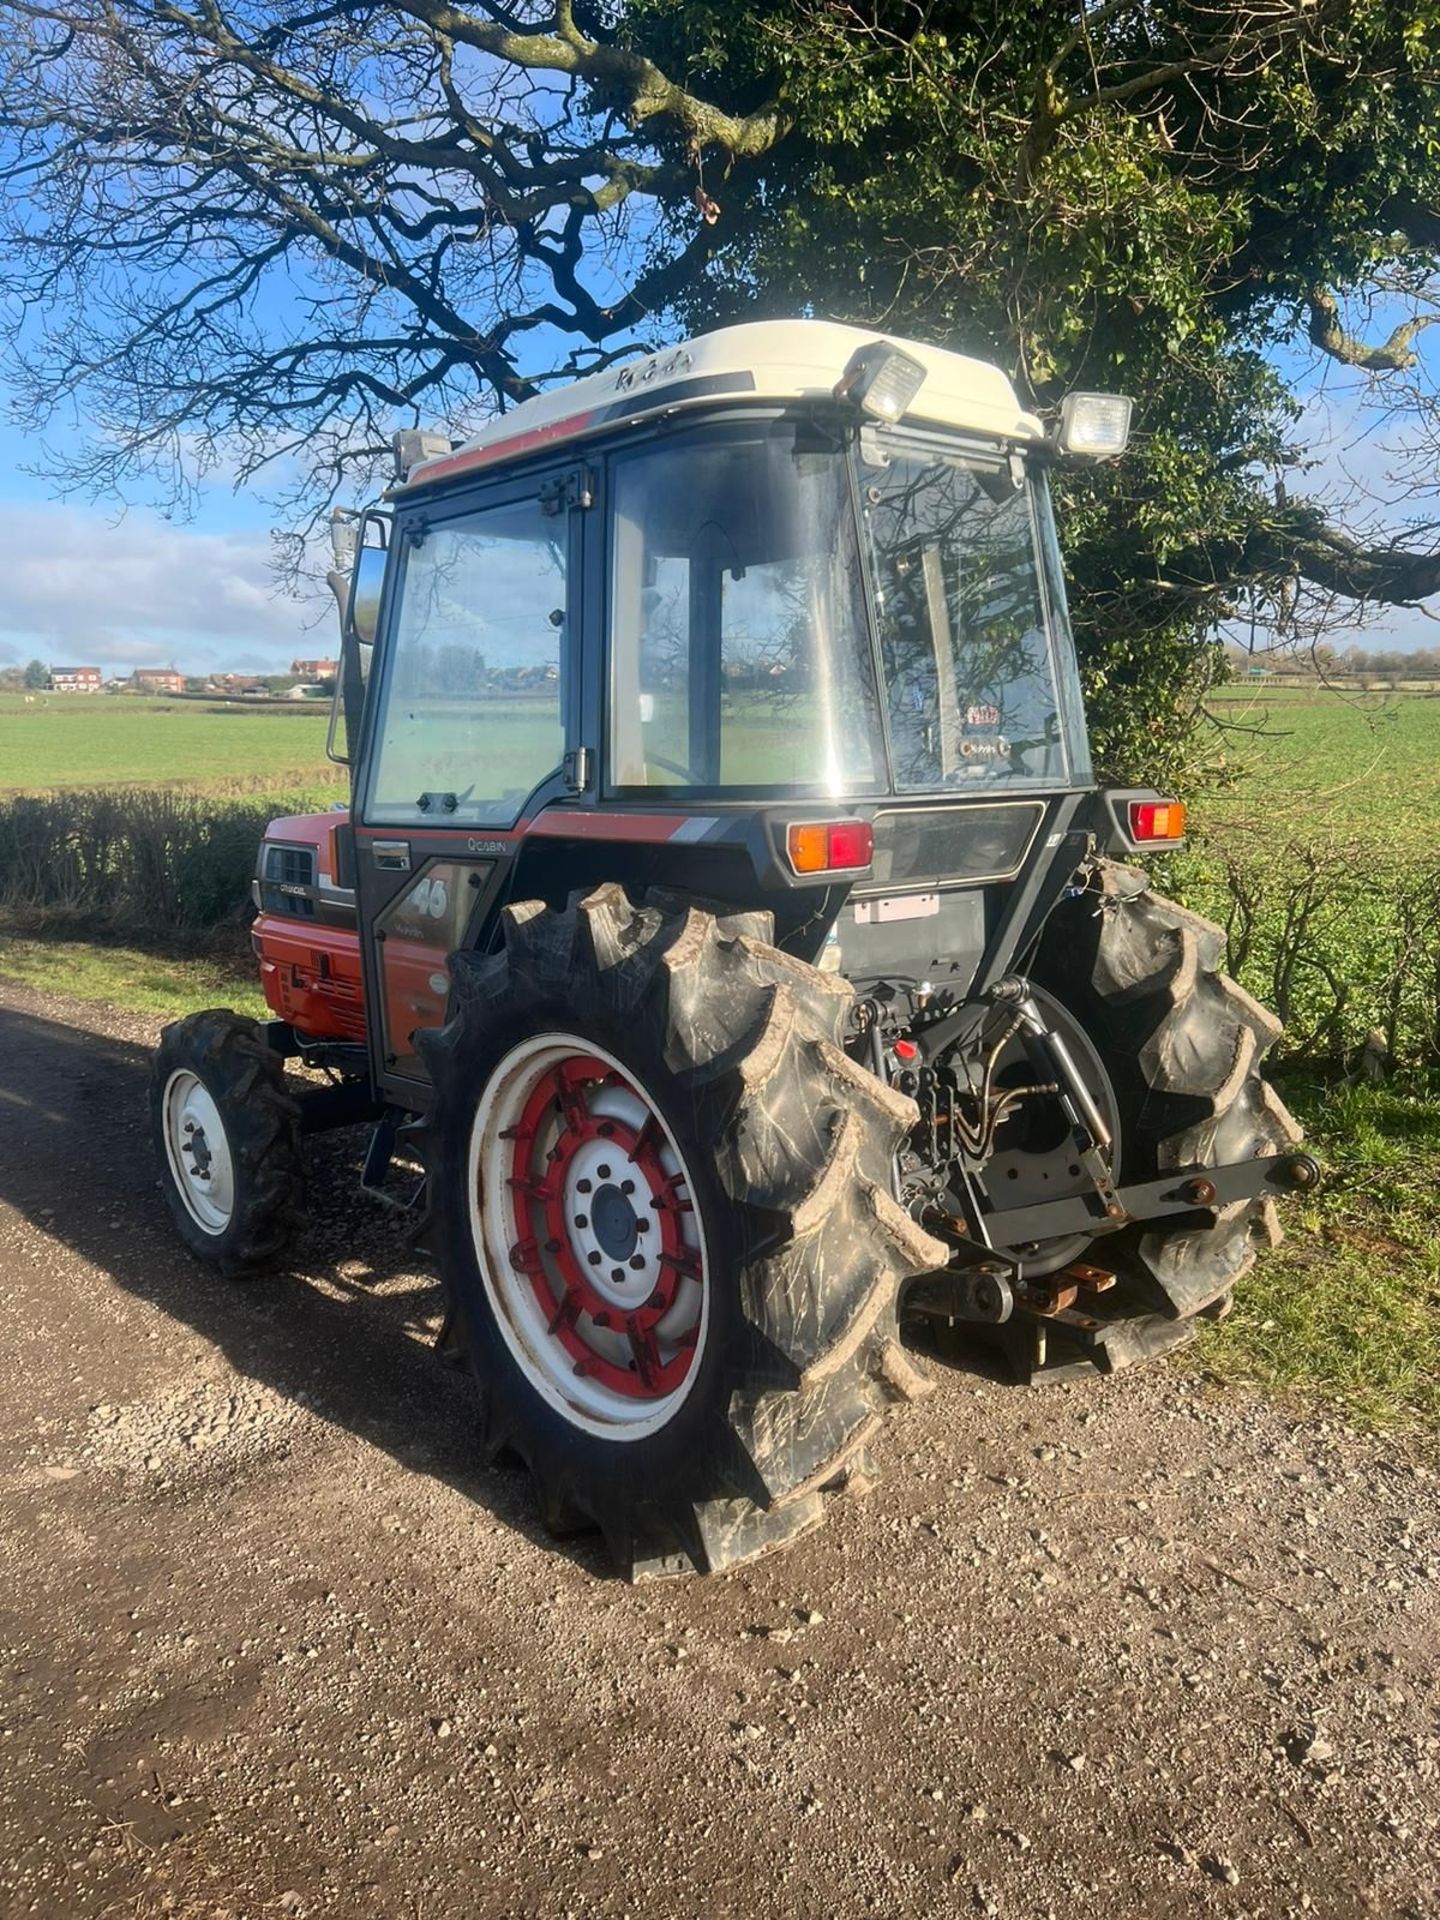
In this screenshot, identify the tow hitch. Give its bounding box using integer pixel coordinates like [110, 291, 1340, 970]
[907, 1150, 1320, 1377]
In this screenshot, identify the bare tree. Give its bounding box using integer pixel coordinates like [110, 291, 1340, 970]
[1, 0, 1438, 658]
[0, 1, 778, 528]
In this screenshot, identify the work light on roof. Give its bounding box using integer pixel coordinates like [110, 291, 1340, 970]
[391, 427, 453, 480]
[834, 341, 928, 423]
[1056, 391, 1133, 460]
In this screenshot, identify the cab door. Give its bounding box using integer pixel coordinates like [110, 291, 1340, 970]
[352, 464, 585, 1100]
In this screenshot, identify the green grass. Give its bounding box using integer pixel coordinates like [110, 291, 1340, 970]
[0, 934, 264, 1020]
[1199, 684, 1440, 849]
[0, 692, 338, 794]
[1188, 1071, 1440, 1440]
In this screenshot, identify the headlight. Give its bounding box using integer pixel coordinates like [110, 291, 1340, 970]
[1056, 391, 1132, 459]
[834, 342, 929, 423]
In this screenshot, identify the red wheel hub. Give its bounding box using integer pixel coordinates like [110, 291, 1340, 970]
[499, 1053, 702, 1401]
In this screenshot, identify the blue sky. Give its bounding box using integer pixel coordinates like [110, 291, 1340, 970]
[0, 410, 322, 678]
[0, 333, 1433, 679]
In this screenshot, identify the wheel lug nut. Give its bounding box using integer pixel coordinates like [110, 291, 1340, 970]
[635, 1219, 650, 1234]
[628, 1255, 645, 1270]
[577, 1178, 592, 1194]
[574, 1214, 588, 1229]
[597, 1164, 612, 1179]
[611, 1267, 625, 1284]
[587, 1251, 602, 1265]
[620, 1179, 635, 1196]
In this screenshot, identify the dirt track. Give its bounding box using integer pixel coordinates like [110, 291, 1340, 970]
[1, 979, 1437, 1920]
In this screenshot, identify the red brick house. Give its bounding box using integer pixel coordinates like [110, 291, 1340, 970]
[130, 667, 185, 694]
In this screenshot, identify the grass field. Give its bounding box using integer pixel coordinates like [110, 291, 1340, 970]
[0, 935, 264, 1019]
[1185, 1067, 1440, 1438]
[1200, 684, 1440, 847]
[0, 693, 338, 793]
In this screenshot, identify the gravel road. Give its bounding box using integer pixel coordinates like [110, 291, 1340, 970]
[1, 979, 1437, 1920]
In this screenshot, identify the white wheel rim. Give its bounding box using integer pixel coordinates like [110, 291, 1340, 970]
[469, 1033, 710, 1442]
[162, 1068, 236, 1235]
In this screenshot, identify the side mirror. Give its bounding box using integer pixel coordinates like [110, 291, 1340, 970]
[346, 545, 387, 648]
[326, 511, 389, 767]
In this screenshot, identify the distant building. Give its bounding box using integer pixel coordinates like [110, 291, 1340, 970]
[290, 658, 339, 680]
[130, 666, 185, 694]
[210, 673, 267, 695]
[48, 667, 102, 693]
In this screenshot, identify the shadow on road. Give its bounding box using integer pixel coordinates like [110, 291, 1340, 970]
[0, 997, 610, 1573]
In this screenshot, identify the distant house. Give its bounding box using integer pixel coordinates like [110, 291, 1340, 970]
[48, 666, 102, 693]
[130, 666, 185, 694]
[210, 673, 267, 695]
[290, 657, 339, 680]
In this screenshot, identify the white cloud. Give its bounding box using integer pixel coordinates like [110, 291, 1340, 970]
[0, 500, 323, 673]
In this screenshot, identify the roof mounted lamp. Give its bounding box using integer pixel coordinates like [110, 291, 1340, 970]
[1055, 391, 1133, 460]
[834, 341, 929, 423]
[391, 427, 454, 481]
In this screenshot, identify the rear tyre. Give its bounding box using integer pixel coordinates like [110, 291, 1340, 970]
[414, 885, 947, 1578]
[1034, 858, 1299, 1366]
[150, 1010, 304, 1279]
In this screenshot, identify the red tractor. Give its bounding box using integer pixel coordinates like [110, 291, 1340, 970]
[150, 322, 1313, 1576]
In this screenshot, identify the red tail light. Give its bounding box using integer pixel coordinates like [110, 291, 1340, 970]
[786, 819, 874, 875]
[1128, 800, 1187, 843]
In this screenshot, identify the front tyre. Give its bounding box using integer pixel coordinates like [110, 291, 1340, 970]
[416, 885, 947, 1578]
[149, 1010, 304, 1279]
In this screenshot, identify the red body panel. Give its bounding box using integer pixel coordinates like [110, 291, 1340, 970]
[252, 809, 366, 1044]
[268, 808, 350, 878]
[253, 915, 366, 1042]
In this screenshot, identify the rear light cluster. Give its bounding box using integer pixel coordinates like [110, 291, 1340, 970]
[785, 819, 874, 875]
[1128, 800, 1187, 844]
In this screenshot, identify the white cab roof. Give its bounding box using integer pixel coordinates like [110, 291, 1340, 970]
[403, 319, 1044, 492]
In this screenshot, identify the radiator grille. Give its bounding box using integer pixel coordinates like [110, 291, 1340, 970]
[260, 843, 317, 918]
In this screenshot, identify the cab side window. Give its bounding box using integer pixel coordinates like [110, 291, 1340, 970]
[369, 495, 567, 825]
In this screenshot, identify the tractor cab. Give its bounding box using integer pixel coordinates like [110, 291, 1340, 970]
[154, 321, 1312, 1579]
[316, 324, 1161, 1090]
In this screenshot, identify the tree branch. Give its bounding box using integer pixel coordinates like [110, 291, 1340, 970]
[1305, 287, 1435, 373]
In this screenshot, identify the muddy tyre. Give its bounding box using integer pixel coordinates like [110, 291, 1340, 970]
[414, 885, 947, 1578]
[150, 1010, 304, 1279]
[1034, 858, 1300, 1366]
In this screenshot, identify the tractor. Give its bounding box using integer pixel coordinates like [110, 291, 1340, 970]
[150, 321, 1315, 1577]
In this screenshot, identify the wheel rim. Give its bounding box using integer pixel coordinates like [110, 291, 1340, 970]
[470, 1033, 709, 1441]
[161, 1068, 236, 1236]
